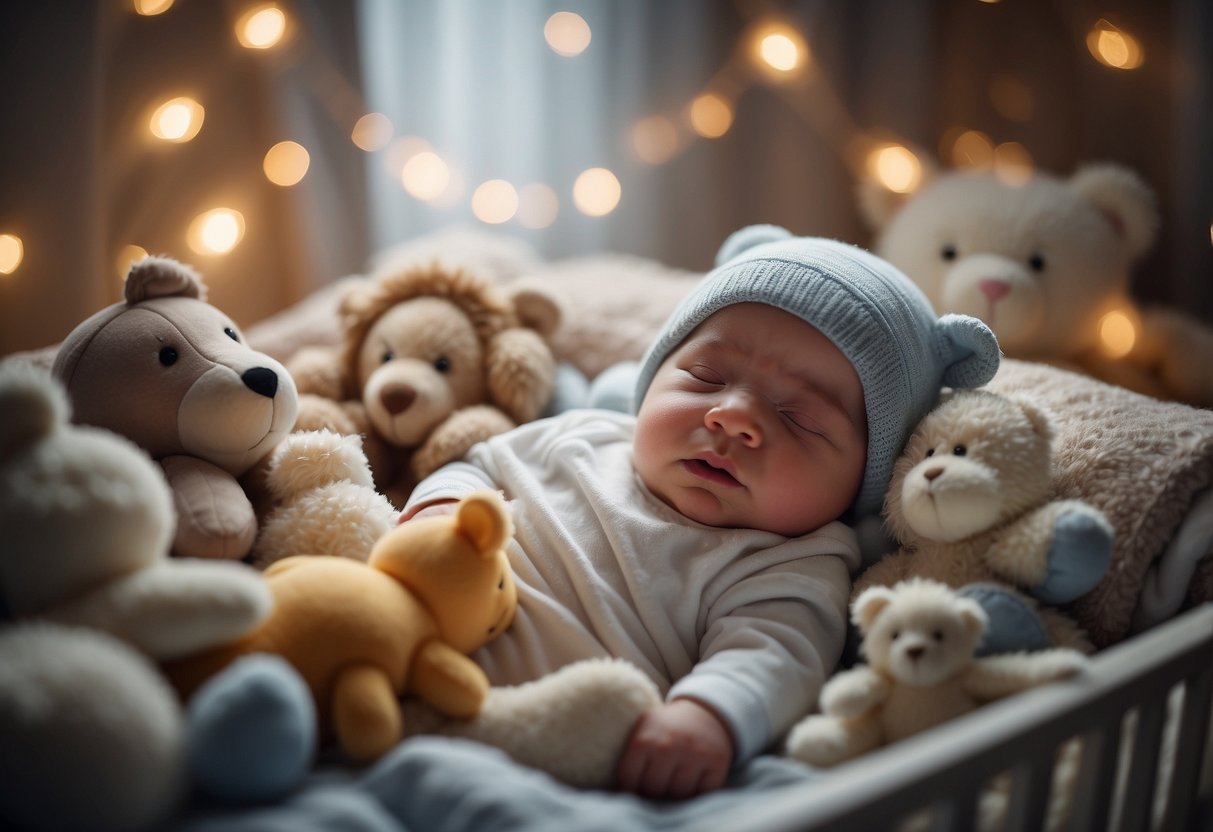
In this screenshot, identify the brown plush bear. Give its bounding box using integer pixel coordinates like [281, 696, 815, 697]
[51, 257, 299, 560]
[289, 264, 561, 506]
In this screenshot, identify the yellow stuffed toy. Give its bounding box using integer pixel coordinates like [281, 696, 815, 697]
[168, 489, 517, 762]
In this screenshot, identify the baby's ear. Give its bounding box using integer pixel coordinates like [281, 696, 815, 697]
[933, 314, 1001, 389]
[852, 585, 895, 634]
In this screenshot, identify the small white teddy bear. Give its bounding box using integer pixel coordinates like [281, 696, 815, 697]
[785, 578, 1086, 768]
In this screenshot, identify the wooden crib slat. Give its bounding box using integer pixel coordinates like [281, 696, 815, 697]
[1067, 720, 1124, 832]
[1004, 754, 1054, 832]
[1161, 667, 1213, 832]
[1119, 699, 1168, 831]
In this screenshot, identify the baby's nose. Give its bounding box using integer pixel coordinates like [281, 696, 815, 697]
[707, 398, 763, 447]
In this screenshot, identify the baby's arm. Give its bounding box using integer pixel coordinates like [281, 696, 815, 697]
[615, 697, 734, 800]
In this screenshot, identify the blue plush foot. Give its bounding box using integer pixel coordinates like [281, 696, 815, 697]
[587, 361, 641, 413]
[543, 363, 590, 416]
[187, 654, 316, 804]
[1032, 509, 1113, 605]
[958, 584, 1050, 656]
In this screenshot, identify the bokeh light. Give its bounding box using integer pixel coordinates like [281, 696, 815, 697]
[133, 0, 174, 15]
[747, 21, 809, 79]
[948, 129, 995, 169]
[544, 12, 591, 57]
[471, 179, 519, 224]
[868, 144, 923, 194]
[352, 112, 393, 151]
[1099, 309, 1138, 358]
[116, 245, 149, 281]
[688, 93, 733, 139]
[237, 4, 287, 50]
[188, 208, 245, 255]
[401, 151, 451, 201]
[632, 116, 679, 164]
[149, 96, 204, 143]
[263, 140, 310, 186]
[572, 168, 621, 217]
[1087, 19, 1144, 70]
[517, 183, 559, 229]
[0, 234, 23, 275]
[989, 74, 1034, 123]
[992, 141, 1034, 185]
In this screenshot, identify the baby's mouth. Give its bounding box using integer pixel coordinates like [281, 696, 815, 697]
[683, 458, 741, 488]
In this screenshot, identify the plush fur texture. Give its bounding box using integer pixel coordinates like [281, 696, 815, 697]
[250, 429, 398, 569]
[290, 264, 560, 506]
[854, 388, 1112, 652]
[50, 256, 300, 559]
[167, 490, 518, 764]
[0, 363, 272, 831]
[785, 579, 1086, 768]
[859, 162, 1213, 408]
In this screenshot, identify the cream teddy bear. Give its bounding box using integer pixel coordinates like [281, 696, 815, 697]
[785, 578, 1086, 768]
[859, 162, 1213, 408]
[854, 388, 1112, 653]
[0, 362, 272, 831]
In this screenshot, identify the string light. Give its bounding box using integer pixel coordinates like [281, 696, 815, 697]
[352, 113, 393, 151]
[471, 179, 519, 224]
[1087, 19, 1144, 70]
[116, 245, 149, 281]
[237, 4, 287, 50]
[133, 0, 174, 15]
[188, 208, 245, 255]
[149, 96, 204, 142]
[631, 116, 679, 165]
[544, 12, 591, 57]
[867, 144, 923, 194]
[688, 93, 733, 139]
[401, 151, 451, 201]
[517, 183, 559, 229]
[992, 141, 1034, 185]
[1098, 309, 1138, 358]
[263, 140, 310, 186]
[572, 168, 621, 217]
[0, 234, 23, 275]
[746, 21, 809, 80]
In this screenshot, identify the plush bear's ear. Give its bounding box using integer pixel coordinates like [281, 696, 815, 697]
[852, 585, 896, 634]
[1068, 163, 1158, 260]
[457, 490, 513, 555]
[504, 279, 563, 338]
[854, 152, 941, 232]
[124, 256, 206, 303]
[1011, 397, 1054, 443]
[955, 595, 989, 641]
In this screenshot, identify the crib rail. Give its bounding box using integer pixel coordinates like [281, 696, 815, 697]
[720, 603, 1213, 832]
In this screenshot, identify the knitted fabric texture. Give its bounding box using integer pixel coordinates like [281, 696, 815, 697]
[634, 225, 1001, 520]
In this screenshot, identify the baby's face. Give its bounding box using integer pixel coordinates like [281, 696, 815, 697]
[634, 303, 867, 536]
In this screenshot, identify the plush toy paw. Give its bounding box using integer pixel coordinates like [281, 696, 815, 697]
[957, 584, 1050, 656]
[1033, 506, 1114, 604]
[818, 666, 888, 719]
[186, 653, 316, 804]
[784, 713, 881, 769]
[401, 657, 660, 789]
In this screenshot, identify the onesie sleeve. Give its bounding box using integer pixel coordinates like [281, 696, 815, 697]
[405, 460, 501, 512]
[667, 547, 853, 764]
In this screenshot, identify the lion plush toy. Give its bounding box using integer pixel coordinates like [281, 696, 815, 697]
[858, 162, 1213, 408]
[854, 388, 1113, 654]
[51, 256, 300, 559]
[785, 578, 1086, 768]
[289, 264, 560, 506]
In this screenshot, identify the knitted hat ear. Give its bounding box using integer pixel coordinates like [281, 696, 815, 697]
[714, 224, 793, 267]
[933, 314, 1001, 389]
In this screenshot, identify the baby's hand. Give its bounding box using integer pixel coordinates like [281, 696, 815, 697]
[615, 698, 734, 800]
[399, 499, 459, 524]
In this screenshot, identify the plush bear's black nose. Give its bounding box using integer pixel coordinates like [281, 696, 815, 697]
[242, 367, 279, 398]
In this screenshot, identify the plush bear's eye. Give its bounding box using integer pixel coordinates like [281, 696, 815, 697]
[1028, 253, 1046, 272]
[941, 245, 957, 261]
[381, 351, 394, 364]
[890, 630, 900, 641]
[933, 630, 944, 641]
[224, 326, 240, 342]
[498, 577, 505, 590]
[953, 445, 967, 456]
[159, 346, 178, 367]
[433, 356, 451, 373]
[925, 448, 935, 458]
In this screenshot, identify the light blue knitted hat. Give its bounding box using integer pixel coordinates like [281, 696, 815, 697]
[633, 225, 1001, 520]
